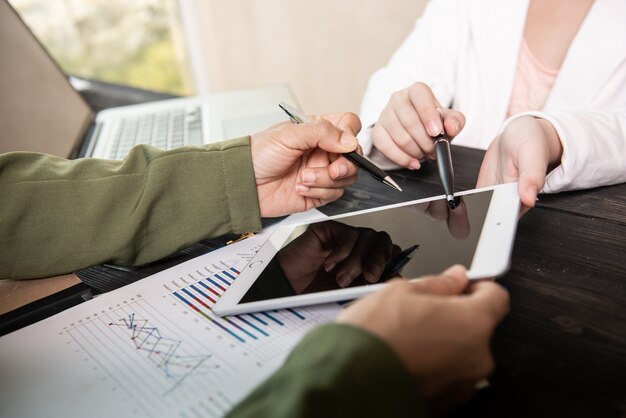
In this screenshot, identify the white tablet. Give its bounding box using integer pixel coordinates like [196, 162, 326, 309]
[213, 182, 520, 316]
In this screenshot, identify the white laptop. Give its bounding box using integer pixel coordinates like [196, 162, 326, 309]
[0, 0, 294, 159]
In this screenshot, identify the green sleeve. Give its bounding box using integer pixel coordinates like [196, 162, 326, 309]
[227, 324, 428, 418]
[0, 137, 262, 279]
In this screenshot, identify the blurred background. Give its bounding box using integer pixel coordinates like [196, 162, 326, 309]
[10, 0, 427, 114]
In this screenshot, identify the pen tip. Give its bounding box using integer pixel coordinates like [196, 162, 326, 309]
[384, 176, 403, 192]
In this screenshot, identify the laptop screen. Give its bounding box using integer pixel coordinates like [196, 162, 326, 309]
[0, 0, 93, 158]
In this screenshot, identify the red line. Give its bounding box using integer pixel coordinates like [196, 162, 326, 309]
[192, 296, 213, 309]
[206, 286, 220, 298]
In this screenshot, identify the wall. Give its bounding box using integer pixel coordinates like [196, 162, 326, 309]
[179, 0, 427, 115]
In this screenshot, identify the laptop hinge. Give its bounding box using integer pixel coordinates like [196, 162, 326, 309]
[73, 120, 102, 158]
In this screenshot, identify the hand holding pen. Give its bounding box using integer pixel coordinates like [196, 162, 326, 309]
[279, 102, 403, 192]
[367, 83, 464, 190]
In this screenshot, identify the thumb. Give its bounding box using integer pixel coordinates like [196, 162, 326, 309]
[516, 146, 548, 208]
[292, 118, 359, 155]
[408, 264, 469, 296]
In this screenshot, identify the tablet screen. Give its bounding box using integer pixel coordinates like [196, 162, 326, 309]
[240, 189, 493, 304]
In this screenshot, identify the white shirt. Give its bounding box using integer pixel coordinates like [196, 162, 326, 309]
[358, 0, 626, 193]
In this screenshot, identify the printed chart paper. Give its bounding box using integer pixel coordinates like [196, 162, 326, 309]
[0, 210, 341, 418]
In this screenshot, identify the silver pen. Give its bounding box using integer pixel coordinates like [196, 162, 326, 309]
[278, 102, 402, 192]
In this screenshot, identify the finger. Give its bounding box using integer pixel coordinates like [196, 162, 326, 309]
[464, 281, 510, 322]
[295, 118, 359, 154]
[322, 112, 362, 136]
[372, 124, 421, 168]
[408, 264, 469, 296]
[295, 185, 345, 205]
[407, 82, 444, 137]
[394, 105, 435, 157]
[363, 232, 394, 283]
[383, 107, 425, 159]
[440, 108, 466, 138]
[324, 227, 360, 271]
[334, 229, 379, 287]
[516, 148, 547, 209]
[299, 166, 357, 189]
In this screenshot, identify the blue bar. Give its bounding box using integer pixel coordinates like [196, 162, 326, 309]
[215, 273, 231, 286]
[222, 270, 237, 281]
[261, 312, 284, 326]
[190, 284, 212, 300]
[206, 277, 225, 290]
[248, 313, 268, 326]
[229, 267, 240, 275]
[173, 292, 245, 343]
[223, 317, 258, 340]
[234, 316, 269, 337]
[286, 308, 306, 320]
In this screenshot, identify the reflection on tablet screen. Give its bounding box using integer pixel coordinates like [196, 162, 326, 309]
[240, 190, 493, 304]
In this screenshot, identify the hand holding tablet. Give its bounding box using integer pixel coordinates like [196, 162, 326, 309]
[214, 183, 520, 316]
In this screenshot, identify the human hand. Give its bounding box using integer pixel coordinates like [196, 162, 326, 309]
[371, 82, 465, 169]
[276, 221, 400, 293]
[251, 113, 361, 217]
[337, 265, 509, 407]
[477, 116, 563, 211]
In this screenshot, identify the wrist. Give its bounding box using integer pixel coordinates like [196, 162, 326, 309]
[535, 117, 563, 171]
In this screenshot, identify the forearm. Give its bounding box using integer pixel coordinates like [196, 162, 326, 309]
[0, 137, 262, 279]
[227, 324, 427, 418]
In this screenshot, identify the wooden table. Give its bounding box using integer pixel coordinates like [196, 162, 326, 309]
[321, 145, 626, 418]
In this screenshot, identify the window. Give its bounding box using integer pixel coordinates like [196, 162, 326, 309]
[10, 0, 193, 95]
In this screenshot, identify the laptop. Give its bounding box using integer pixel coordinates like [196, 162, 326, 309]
[0, 0, 294, 159]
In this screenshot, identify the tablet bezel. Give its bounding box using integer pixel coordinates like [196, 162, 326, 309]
[213, 182, 520, 316]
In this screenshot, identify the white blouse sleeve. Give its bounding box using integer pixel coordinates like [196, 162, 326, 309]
[501, 108, 626, 192]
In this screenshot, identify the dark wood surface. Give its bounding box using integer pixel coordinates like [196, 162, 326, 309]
[53, 80, 626, 417]
[321, 147, 626, 418]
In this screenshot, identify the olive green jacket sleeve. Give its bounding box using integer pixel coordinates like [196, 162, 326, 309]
[0, 138, 262, 279]
[227, 324, 428, 418]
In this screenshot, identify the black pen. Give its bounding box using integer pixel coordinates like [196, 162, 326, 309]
[383, 244, 419, 278]
[433, 133, 456, 208]
[278, 102, 402, 192]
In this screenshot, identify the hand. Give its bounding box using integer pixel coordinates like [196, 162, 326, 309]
[477, 116, 563, 211]
[251, 113, 361, 217]
[337, 265, 509, 408]
[276, 221, 400, 293]
[371, 82, 465, 169]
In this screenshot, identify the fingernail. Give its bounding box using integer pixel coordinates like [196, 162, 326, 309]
[337, 273, 351, 287]
[340, 135, 357, 149]
[427, 120, 443, 137]
[452, 119, 461, 133]
[366, 264, 382, 281]
[409, 159, 421, 170]
[295, 183, 309, 193]
[301, 170, 316, 183]
[325, 261, 336, 272]
[334, 165, 348, 178]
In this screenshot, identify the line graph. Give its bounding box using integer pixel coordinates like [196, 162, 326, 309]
[108, 313, 213, 394]
[65, 298, 237, 417]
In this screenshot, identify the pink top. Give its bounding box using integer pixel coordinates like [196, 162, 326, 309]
[507, 39, 559, 118]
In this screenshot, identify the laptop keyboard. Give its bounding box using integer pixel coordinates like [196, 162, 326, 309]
[108, 107, 203, 159]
